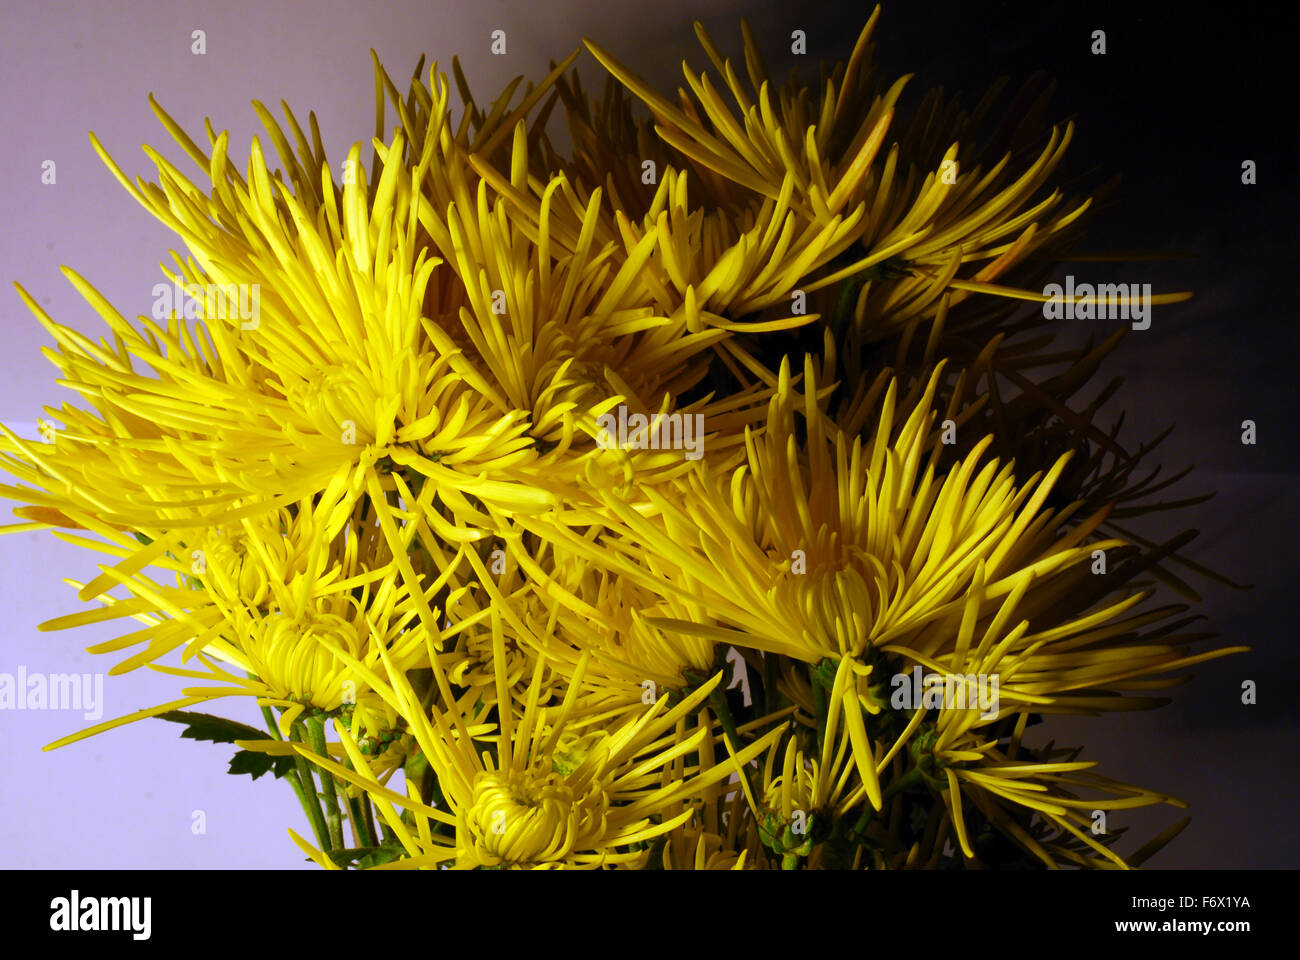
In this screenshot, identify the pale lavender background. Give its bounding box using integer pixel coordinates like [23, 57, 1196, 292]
[1, 0, 1294, 868]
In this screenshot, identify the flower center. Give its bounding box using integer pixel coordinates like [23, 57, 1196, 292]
[465, 769, 603, 866]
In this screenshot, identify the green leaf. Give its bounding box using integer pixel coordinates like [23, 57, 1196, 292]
[357, 847, 403, 868]
[155, 710, 295, 781]
[325, 844, 404, 869]
[154, 709, 267, 745]
[228, 749, 295, 781]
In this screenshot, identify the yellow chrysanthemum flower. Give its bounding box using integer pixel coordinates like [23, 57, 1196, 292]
[1, 10, 1244, 870]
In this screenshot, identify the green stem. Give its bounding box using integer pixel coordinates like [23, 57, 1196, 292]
[764, 652, 779, 716]
[342, 755, 379, 849]
[259, 701, 329, 853]
[259, 703, 281, 737]
[832, 274, 866, 334]
[708, 685, 758, 802]
[346, 792, 376, 849]
[851, 765, 926, 840]
[811, 665, 828, 756]
[424, 769, 452, 838]
[830, 259, 910, 335]
[289, 721, 332, 852]
[305, 717, 345, 851]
